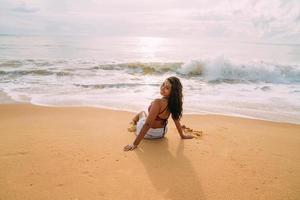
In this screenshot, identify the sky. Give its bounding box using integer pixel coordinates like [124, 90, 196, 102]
[0, 0, 299, 43]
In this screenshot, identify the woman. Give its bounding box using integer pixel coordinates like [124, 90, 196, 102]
[124, 76, 194, 151]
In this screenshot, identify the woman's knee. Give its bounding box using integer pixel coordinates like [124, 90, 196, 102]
[139, 111, 147, 118]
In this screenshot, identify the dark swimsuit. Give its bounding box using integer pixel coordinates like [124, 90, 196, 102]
[148, 102, 170, 137]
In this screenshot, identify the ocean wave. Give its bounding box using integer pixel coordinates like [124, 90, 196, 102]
[0, 69, 71, 76]
[83, 57, 300, 83]
[1, 57, 300, 83]
[90, 62, 183, 74]
[92, 57, 300, 83]
[0, 60, 24, 68]
[177, 57, 300, 83]
[73, 83, 160, 89]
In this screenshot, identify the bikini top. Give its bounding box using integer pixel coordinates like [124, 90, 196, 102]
[148, 102, 170, 122]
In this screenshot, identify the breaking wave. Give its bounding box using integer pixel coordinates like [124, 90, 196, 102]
[0, 56, 300, 83]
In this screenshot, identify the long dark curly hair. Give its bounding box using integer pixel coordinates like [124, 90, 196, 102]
[166, 76, 183, 120]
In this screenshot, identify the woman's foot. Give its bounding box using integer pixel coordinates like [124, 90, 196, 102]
[128, 121, 137, 132]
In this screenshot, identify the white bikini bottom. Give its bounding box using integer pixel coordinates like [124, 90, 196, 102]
[136, 117, 168, 139]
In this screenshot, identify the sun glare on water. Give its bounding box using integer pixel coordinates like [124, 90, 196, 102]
[137, 37, 165, 61]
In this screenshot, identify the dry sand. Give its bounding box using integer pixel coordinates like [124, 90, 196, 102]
[0, 104, 299, 200]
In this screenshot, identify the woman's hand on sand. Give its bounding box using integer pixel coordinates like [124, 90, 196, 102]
[181, 135, 195, 139]
[123, 144, 137, 151]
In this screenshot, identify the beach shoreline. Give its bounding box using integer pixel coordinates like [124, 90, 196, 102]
[0, 96, 299, 126]
[0, 103, 299, 199]
[1, 57, 299, 126]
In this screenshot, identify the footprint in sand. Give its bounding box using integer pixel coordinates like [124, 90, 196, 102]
[182, 125, 203, 139]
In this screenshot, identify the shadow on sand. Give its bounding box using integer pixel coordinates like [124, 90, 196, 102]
[135, 138, 206, 200]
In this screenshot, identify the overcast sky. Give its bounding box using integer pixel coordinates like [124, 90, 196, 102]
[0, 0, 299, 43]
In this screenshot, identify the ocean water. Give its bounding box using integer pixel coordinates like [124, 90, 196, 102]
[0, 35, 300, 124]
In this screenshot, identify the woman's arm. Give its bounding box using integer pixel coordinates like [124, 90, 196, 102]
[173, 118, 194, 139]
[124, 99, 161, 151]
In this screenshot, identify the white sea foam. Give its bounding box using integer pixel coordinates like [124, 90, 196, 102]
[0, 35, 300, 124]
[177, 56, 300, 83]
[1, 57, 299, 83]
[0, 57, 299, 124]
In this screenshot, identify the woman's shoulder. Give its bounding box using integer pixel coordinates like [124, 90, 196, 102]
[153, 98, 166, 103]
[152, 98, 167, 106]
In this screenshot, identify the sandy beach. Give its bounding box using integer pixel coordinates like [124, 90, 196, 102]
[0, 103, 299, 200]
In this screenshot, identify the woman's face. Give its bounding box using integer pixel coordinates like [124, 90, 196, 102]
[160, 79, 172, 98]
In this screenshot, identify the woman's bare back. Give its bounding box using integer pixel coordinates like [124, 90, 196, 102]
[148, 98, 170, 128]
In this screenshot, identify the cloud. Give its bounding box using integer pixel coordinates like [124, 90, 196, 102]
[0, 0, 299, 43]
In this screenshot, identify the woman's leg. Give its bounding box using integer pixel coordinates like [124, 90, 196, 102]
[131, 111, 147, 124]
[128, 111, 147, 132]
